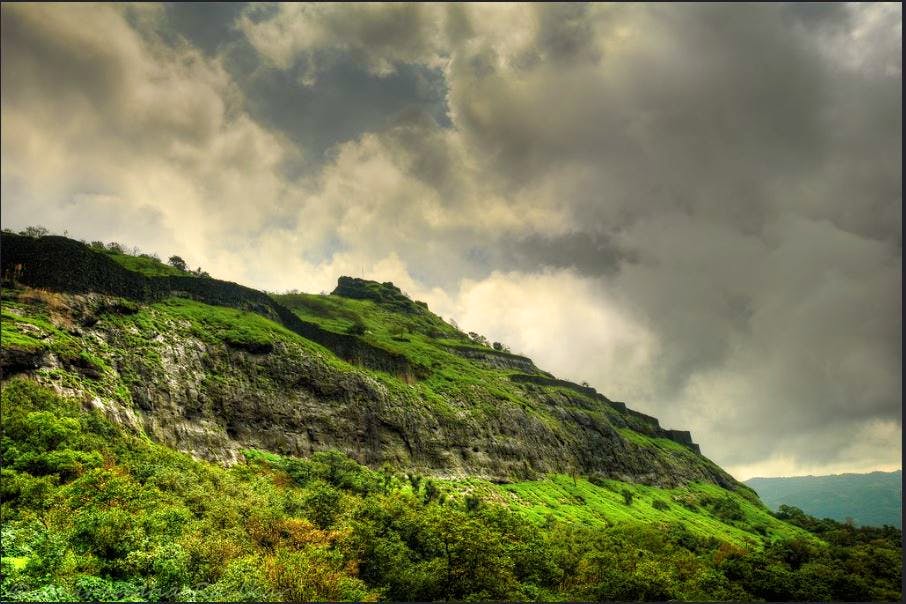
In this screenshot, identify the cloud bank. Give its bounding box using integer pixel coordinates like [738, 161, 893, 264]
[2, 2, 901, 479]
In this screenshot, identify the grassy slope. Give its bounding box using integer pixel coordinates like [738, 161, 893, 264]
[274, 292, 555, 423]
[495, 477, 810, 545]
[100, 250, 190, 277]
[2, 278, 748, 543]
[274, 290, 747, 488]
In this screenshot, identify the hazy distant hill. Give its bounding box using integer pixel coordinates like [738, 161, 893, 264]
[746, 470, 902, 528]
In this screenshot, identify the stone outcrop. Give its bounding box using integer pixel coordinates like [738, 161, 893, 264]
[447, 346, 541, 373]
[332, 276, 430, 315]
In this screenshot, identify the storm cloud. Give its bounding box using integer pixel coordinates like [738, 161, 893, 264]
[1, 2, 901, 479]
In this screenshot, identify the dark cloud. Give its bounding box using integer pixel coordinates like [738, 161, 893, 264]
[161, 2, 248, 55]
[496, 231, 636, 277]
[243, 57, 449, 169]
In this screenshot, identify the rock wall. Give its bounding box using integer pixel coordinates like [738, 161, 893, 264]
[510, 373, 703, 454]
[1, 234, 424, 380]
[447, 345, 540, 373]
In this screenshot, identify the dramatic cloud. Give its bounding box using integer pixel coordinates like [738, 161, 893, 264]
[2, 2, 901, 479]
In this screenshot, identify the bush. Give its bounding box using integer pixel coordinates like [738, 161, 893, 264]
[652, 499, 670, 511]
[346, 321, 366, 336]
[621, 489, 634, 506]
[705, 496, 744, 523]
[423, 480, 439, 503]
[303, 483, 341, 529]
[200, 556, 272, 601]
[167, 255, 187, 271]
[19, 226, 49, 238]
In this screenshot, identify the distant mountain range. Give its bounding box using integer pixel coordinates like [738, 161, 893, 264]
[745, 470, 902, 528]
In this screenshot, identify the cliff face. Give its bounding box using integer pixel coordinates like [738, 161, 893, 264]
[0, 234, 741, 490]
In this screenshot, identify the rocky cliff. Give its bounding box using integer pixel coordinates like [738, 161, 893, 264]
[0, 233, 741, 490]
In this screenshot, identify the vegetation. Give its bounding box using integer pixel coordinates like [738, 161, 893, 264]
[0, 379, 900, 602]
[0, 231, 901, 601]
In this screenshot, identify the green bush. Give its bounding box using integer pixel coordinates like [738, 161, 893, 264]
[621, 488, 634, 506]
[303, 482, 342, 529]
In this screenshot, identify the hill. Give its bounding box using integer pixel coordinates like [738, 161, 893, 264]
[745, 471, 902, 528]
[0, 231, 901, 601]
[0, 232, 731, 488]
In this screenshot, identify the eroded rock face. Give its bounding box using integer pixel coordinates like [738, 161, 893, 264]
[447, 346, 540, 373]
[0, 347, 47, 377]
[3, 296, 739, 490]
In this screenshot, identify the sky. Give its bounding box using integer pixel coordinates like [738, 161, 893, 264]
[1, 2, 901, 480]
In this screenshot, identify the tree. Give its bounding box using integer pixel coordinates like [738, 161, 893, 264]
[468, 332, 489, 346]
[423, 480, 439, 504]
[168, 256, 187, 271]
[346, 322, 366, 336]
[302, 482, 341, 529]
[20, 226, 49, 238]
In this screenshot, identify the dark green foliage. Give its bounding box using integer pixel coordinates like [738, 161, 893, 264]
[303, 482, 342, 529]
[346, 321, 366, 336]
[0, 379, 901, 602]
[18, 226, 49, 238]
[407, 473, 422, 493]
[468, 331, 489, 346]
[703, 495, 745, 523]
[464, 494, 482, 513]
[621, 488, 634, 506]
[652, 499, 670, 511]
[167, 256, 187, 271]
[423, 480, 439, 504]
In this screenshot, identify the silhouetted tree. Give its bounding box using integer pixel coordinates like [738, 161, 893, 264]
[20, 225, 48, 238]
[168, 255, 187, 271]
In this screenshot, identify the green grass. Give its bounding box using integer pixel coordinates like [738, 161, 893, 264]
[274, 291, 544, 421]
[446, 474, 814, 548]
[1, 301, 82, 358]
[101, 250, 190, 277]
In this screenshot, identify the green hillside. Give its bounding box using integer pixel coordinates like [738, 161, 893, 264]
[0, 232, 902, 601]
[746, 471, 902, 528]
